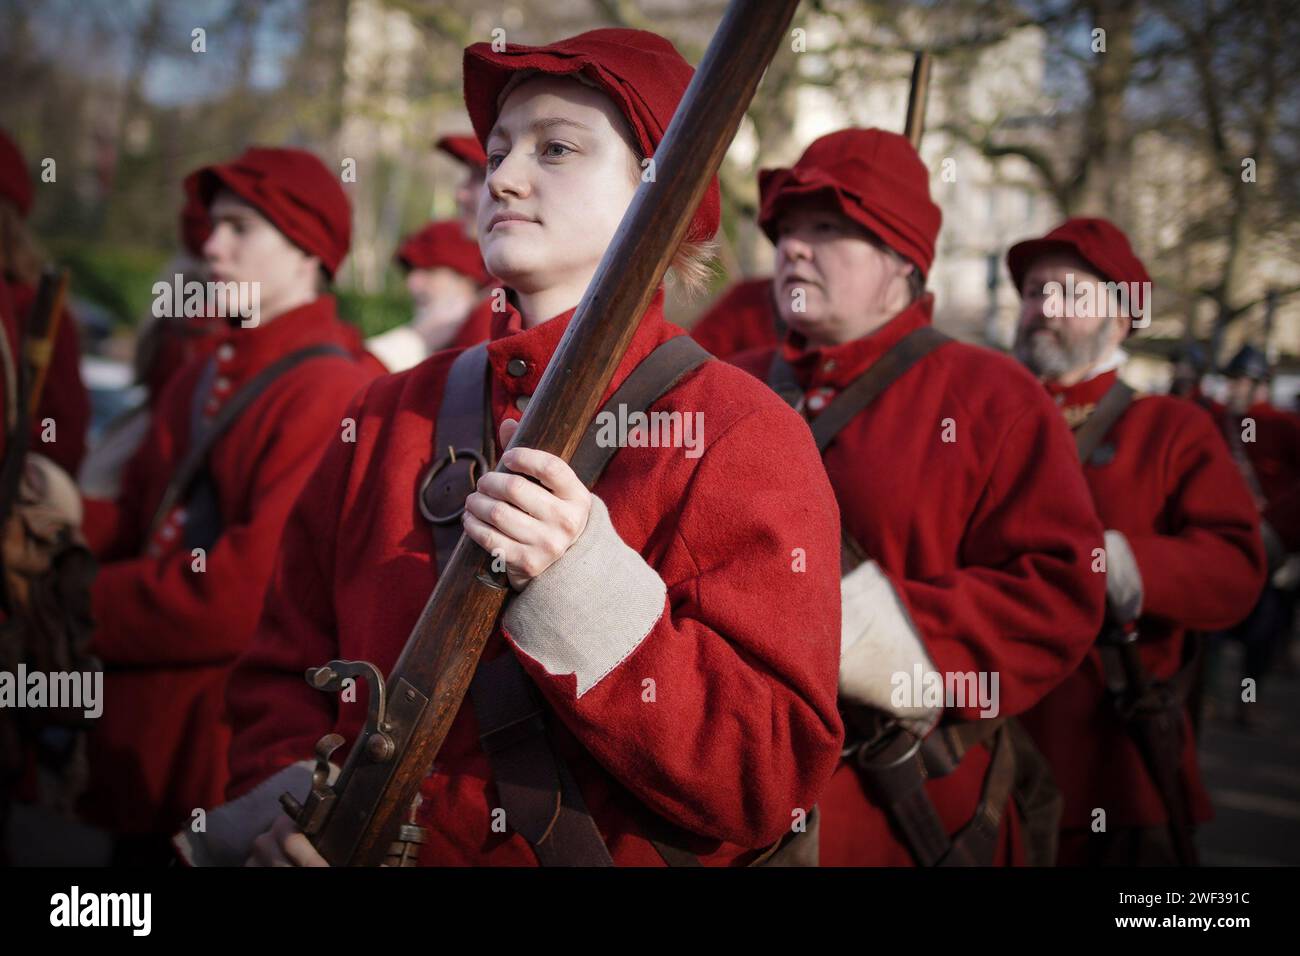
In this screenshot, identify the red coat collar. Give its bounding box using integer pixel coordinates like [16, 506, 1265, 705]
[1044, 368, 1120, 430]
[211, 295, 351, 373]
[780, 294, 935, 391]
[485, 288, 678, 411]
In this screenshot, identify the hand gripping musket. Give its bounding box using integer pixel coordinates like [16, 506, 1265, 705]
[903, 51, 932, 150]
[278, 0, 803, 867]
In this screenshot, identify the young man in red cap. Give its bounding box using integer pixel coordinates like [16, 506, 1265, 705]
[366, 219, 492, 371]
[204, 28, 843, 868]
[732, 128, 1106, 867]
[77, 147, 382, 855]
[1009, 217, 1266, 865]
[690, 275, 780, 359]
[435, 133, 488, 239]
[0, 129, 91, 476]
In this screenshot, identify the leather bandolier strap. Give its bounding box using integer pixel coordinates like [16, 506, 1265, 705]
[1078, 380, 1200, 865]
[769, 324, 1061, 866]
[424, 335, 814, 866]
[147, 343, 353, 551]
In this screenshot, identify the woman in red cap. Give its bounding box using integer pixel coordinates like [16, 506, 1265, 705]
[78, 147, 382, 859]
[731, 128, 1107, 866]
[1009, 217, 1266, 865]
[213, 28, 844, 868]
[0, 129, 91, 476]
[366, 220, 492, 371]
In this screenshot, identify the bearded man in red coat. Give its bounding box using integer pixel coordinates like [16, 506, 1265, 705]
[1009, 217, 1266, 865]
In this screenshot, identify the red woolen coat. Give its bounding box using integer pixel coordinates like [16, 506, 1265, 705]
[1019, 370, 1266, 837]
[689, 276, 779, 359]
[78, 296, 380, 835]
[226, 294, 845, 865]
[1239, 402, 1300, 509]
[1237, 402, 1300, 548]
[7, 281, 90, 474]
[732, 296, 1107, 866]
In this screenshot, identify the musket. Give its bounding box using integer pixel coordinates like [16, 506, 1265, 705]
[1099, 623, 1199, 866]
[280, 0, 803, 866]
[23, 267, 71, 415]
[903, 51, 932, 150]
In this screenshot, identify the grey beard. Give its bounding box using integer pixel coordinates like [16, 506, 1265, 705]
[1015, 326, 1110, 381]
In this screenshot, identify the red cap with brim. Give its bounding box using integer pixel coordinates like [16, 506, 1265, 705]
[758, 128, 941, 278]
[0, 130, 34, 219]
[436, 134, 487, 170]
[1006, 217, 1152, 332]
[185, 147, 351, 278]
[462, 27, 720, 246]
[395, 219, 490, 286]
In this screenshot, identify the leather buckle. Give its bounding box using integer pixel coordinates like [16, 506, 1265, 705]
[418, 447, 489, 525]
[854, 723, 922, 772]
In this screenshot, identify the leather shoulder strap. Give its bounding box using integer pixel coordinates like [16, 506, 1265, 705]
[766, 352, 803, 408]
[1074, 380, 1135, 464]
[570, 335, 710, 488]
[423, 343, 492, 573]
[810, 326, 950, 451]
[771, 326, 950, 574]
[147, 343, 351, 541]
[768, 326, 951, 452]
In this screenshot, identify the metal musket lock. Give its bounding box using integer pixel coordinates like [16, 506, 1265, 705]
[278, 659, 430, 861]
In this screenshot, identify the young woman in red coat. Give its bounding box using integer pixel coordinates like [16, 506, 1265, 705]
[214, 29, 844, 867]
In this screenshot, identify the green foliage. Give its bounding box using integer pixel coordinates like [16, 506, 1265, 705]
[43, 239, 412, 339]
[47, 239, 171, 329]
[333, 285, 412, 338]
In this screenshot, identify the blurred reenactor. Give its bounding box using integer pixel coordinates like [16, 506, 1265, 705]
[0, 129, 91, 476]
[435, 133, 487, 239]
[1211, 344, 1300, 724]
[1168, 342, 1210, 400]
[1010, 218, 1266, 865]
[365, 220, 492, 372]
